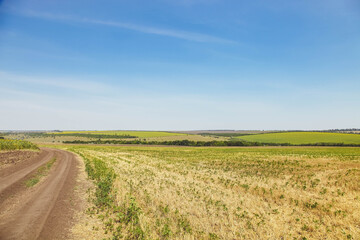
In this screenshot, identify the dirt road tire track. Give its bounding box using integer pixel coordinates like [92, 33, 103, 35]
[0, 150, 54, 193]
[0, 148, 79, 240]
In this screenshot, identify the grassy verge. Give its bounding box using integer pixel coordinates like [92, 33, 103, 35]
[25, 157, 56, 187]
[75, 150, 145, 240]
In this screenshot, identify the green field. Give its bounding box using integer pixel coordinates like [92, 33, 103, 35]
[235, 132, 360, 144]
[50, 144, 360, 239]
[0, 139, 39, 151]
[51, 131, 186, 138]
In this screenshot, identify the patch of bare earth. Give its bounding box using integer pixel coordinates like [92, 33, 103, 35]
[0, 150, 40, 170]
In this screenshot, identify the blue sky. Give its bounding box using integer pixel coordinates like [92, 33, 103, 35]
[0, 0, 359, 130]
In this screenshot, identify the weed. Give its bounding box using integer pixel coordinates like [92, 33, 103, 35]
[25, 157, 56, 187]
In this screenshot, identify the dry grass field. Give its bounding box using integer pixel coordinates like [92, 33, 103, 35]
[143, 135, 228, 142]
[57, 145, 360, 240]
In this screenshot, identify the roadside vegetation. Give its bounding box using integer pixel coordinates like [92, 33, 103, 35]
[73, 148, 145, 239]
[61, 145, 360, 239]
[0, 139, 39, 151]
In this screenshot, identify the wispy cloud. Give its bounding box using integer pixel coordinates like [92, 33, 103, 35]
[16, 10, 235, 44]
[0, 71, 111, 93]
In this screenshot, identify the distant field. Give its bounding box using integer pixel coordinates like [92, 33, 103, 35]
[50, 131, 187, 138]
[144, 134, 228, 142]
[51, 145, 360, 239]
[7, 131, 225, 145]
[235, 132, 360, 144]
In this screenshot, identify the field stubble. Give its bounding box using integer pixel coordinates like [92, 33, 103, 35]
[65, 146, 360, 240]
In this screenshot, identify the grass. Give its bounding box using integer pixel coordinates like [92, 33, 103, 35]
[55, 145, 360, 239]
[25, 157, 56, 187]
[50, 131, 186, 138]
[76, 149, 144, 239]
[235, 131, 360, 144]
[0, 139, 39, 151]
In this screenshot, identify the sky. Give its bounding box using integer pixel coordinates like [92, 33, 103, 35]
[0, 0, 359, 130]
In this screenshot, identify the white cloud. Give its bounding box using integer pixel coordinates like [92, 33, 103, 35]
[16, 10, 235, 44]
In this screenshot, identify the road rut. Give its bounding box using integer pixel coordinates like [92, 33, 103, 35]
[0, 148, 79, 240]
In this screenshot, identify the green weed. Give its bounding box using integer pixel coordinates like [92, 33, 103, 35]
[25, 157, 56, 187]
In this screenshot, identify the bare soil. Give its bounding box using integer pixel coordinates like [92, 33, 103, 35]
[0, 150, 40, 170]
[0, 148, 80, 240]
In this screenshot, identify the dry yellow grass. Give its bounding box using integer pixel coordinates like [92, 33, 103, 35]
[64, 146, 360, 240]
[144, 134, 227, 142]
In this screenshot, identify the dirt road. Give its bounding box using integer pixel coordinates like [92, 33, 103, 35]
[0, 148, 79, 240]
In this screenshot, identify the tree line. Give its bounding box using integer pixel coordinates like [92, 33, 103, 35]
[63, 139, 360, 147]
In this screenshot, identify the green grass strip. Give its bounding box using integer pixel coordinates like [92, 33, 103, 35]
[25, 157, 56, 187]
[74, 150, 145, 239]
